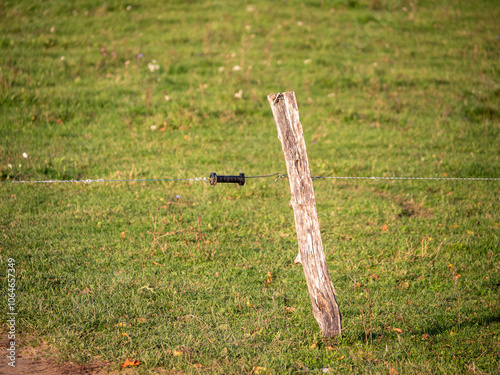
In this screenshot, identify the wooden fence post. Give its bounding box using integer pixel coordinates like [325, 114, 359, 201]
[267, 91, 342, 337]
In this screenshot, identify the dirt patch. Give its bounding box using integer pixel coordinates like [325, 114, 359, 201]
[0, 337, 184, 374]
[374, 190, 432, 219]
[0, 338, 112, 375]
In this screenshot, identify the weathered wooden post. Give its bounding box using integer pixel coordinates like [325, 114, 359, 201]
[267, 91, 342, 337]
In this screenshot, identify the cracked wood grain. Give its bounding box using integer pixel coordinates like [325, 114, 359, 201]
[268, 91, 341, 337]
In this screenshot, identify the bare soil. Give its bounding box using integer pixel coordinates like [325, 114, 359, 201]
[0, 337, 111, 375]
[0, 335, 183, 374]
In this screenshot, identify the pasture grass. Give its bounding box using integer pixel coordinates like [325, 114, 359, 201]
[1, 0, 499, 373]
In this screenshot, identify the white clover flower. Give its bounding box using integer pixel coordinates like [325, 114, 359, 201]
[234, 89, 243, 99]
[232, 65, 241, 71]
[148, 60, 160, 72]
[22, 152, 28, 158]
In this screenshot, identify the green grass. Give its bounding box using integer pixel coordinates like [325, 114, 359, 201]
[1, 0, 499, 374]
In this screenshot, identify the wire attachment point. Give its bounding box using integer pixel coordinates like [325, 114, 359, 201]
[275, 173, 287, 181]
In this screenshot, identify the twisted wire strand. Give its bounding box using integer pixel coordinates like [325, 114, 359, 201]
[311, 176, 500, 181]
[2, 174, 499, 184]
[1, 177, 209, 184]
[249, 174, 500, 181]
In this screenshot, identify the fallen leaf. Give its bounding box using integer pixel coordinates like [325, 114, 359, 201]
[310, 342, 318, 350]
[389, 368, 399, 375]
[284, 306, 296, 314]
[152, 261, 162, 266]
[326, 346, 334, 351]
[448, 263, 454, 269]
[422, 333, 430, 340]
[193, 363, 203, 368]
[381, 224, 389, 231]
[120, 231, 126, 238]
[392, 327, 403, 333]
[266, 277, 272, 284]
[120, 358, 141, 369]
[338, 355, 345, 360]
[252, 366, 266, 374]
[136, 318, 147, 323]
[173, 350, 183, 357]
[120, 333, 129, 337]
[81, 287, 92, 294]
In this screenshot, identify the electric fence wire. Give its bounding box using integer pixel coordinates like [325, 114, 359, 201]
[311, 176, 500, 181]
[1, 177, 209, 184]
[1, 173, 499, 184]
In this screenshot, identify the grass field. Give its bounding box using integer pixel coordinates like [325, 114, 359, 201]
[1, 0, 499, 373]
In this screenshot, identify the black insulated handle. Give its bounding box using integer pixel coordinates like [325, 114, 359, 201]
[210, 173, 245, 186]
